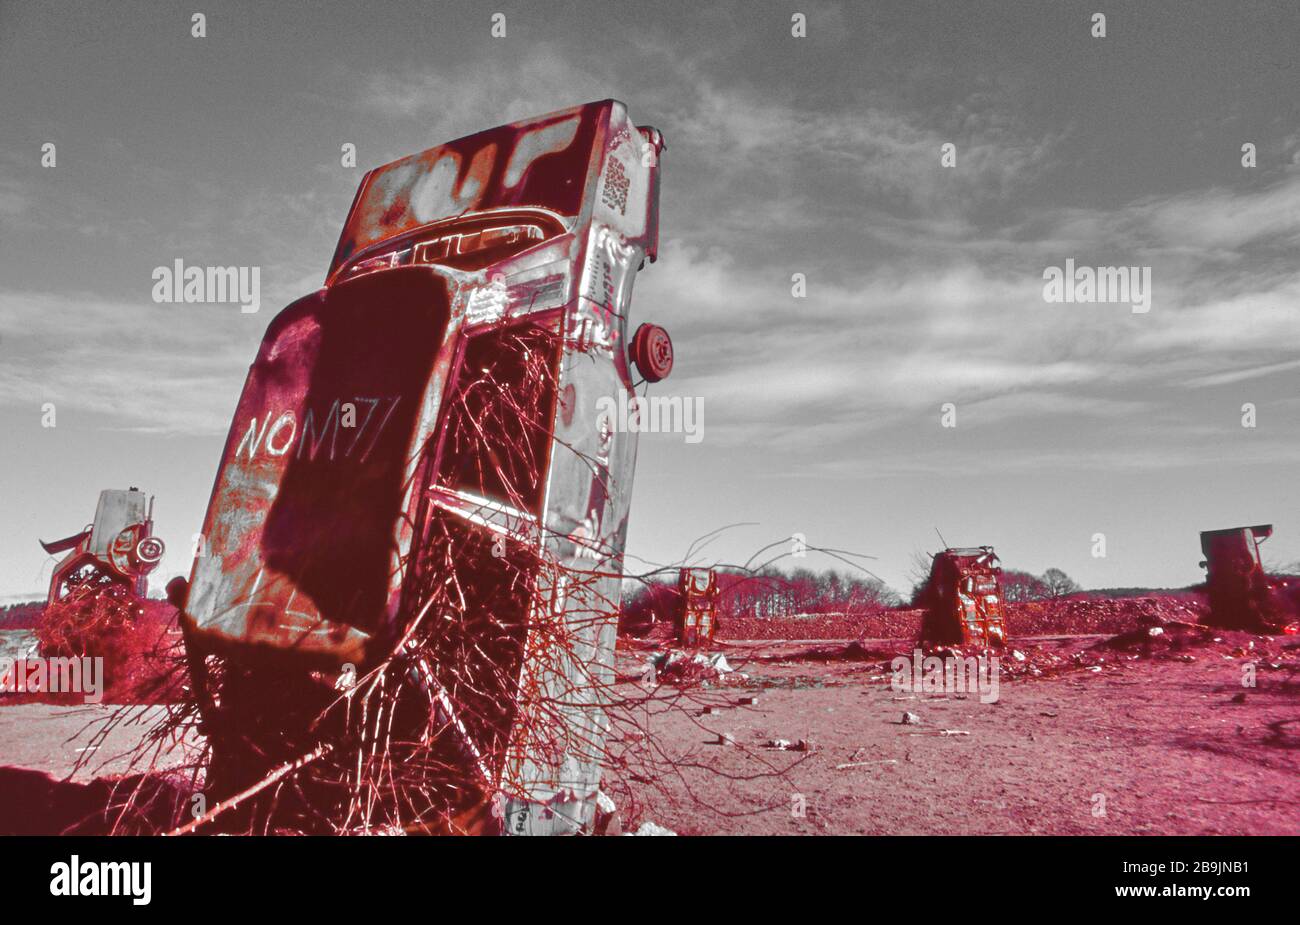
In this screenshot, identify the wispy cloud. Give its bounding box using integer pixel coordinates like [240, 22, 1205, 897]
[0, 289, 260, 435]
[1184, 357, 1300, 388]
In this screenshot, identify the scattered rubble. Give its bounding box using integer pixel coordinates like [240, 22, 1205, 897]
[1009, 595, 1206, 636]
[654, 650, 742, 687]
[836, 759, 898, 770]
[686, 598, 1300, 690]
[593, 791, 621, 836]
[764, 738, 814, 751]
[719, 610, 918, 641]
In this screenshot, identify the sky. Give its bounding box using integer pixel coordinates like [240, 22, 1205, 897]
[1, 0, 1298, 602]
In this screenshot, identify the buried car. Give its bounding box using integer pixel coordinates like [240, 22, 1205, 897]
[919, 546, 1008, 648]
[676, 567, 720, 647]
[40, 488, 164, 605]
[1199, 525, 1297, 633]
[170, 100, 670, 834]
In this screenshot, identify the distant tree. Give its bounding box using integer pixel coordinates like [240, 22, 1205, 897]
[617, 564, 906, 635]
[906, 549, 936, 607]
[1001, 570, 1049, 603]
[618, 578, 677, 636]
[712, 566, 900, 620]
[1041, 567, 1082, 600]
[0, 600, 46, 630]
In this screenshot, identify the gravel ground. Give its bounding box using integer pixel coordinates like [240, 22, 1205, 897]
[607, 634, 1300, 835]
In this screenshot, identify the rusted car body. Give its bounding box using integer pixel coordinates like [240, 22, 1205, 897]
[1199, 525, 1286, 631]
[40, 488, 164, 604]
[676, 568, 719, 646]
[177, 100, 666, 833]
[920, 547, 1007, 647]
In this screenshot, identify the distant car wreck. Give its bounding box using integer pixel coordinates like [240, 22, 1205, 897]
[1199, 525, 1296, 633]
[169, 100, 669, 834]
[919, 546, 1007, 648]
[676, 568, 719, 646]
[40, 488, 164, 605]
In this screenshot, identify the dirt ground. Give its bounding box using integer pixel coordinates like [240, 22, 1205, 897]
[0, 705, 188, 780]
[607, 636, 1300, 835]
[1, 603, 1297, 835]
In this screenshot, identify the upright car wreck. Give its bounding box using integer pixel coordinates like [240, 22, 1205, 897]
[919, 546, 1007, 648]
[40, 488, 164, 605]
[676, 568, 719, 646]
[171, 100, 668, 834]
[1199, 525, 1295, 633]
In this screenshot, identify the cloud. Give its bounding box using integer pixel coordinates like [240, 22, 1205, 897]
[355, 50, 613, 142]
[354, 45, 1060, 251]
[1184, 358, 1300, 388]
[0, 289, 259, 435]
[343, 57, 1300, 474]
[1008, 167, 1300, 259]
[0, 178, 29, 216]
[7, 39, 1294, 473]
[636, 147, 1300, 466]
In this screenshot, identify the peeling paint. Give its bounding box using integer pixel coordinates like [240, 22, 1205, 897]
[180, 100, 667, 833]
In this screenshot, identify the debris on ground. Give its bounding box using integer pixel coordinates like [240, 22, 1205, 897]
[764, 738, 813, 751]
[593, 791, 621, 836]
[1010, 595, 1208, 636]
[654, 650, 743, 687]
[628, 821, 677, 836]
[787, 640, 901, 662]
[836, 759, 898, 770]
